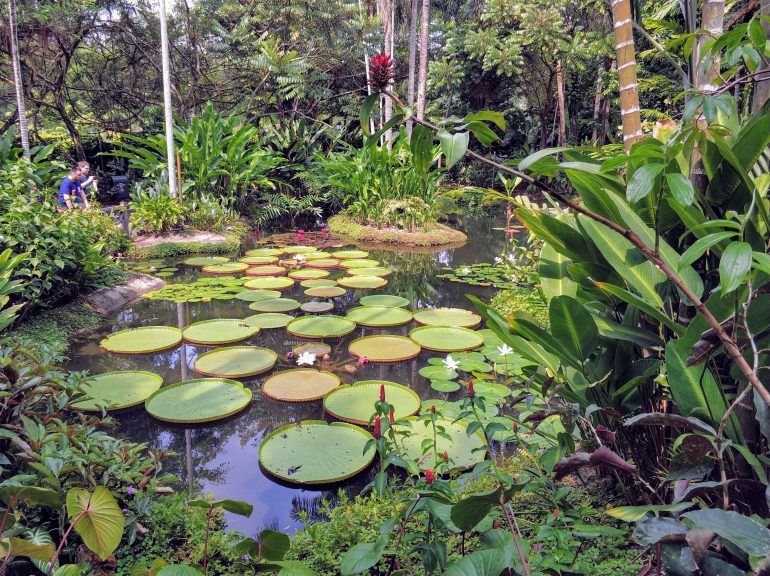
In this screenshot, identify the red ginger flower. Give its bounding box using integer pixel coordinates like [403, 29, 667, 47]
[468, 380, 475, 398]
[380, 383, 386, 403]
[389, 407, 395, 425]
[374, 416, 381, 439]
[369, 53, 396, 91]
[430, 404, 435, 414]
[553, 508, 559, 518]
[425, 469, 435, 484]
[443, 450, 448, 463]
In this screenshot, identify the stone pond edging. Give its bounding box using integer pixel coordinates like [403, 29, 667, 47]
[85, 273, 166, 315]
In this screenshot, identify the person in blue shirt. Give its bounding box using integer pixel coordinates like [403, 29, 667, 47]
[58, 161, 94, 210]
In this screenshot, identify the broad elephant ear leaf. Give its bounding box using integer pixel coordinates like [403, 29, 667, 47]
[0, 536, 55, 561]
[548, 295, 598, 362]
[66, 487, 124, 561]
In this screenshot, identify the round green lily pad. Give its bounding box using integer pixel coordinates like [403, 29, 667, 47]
[430, 379, 461, 393]
[244, 277, 294, 291]
[339, 258, 381, 269]
[262, 369, 341, 402]
[348, 335, 422, 363]
[346, 306, 413, 327]
[307, 258, 341, 269]
[184, 256, 229, 267]
[418, 365, 458, 380]
[154, 271, 174, 278]
[286, 315, 356, 339]
[349, 266, 392, 277]
[194, 346, 277, 378]
[422, 399, 499, 420]
[413, 307, 482, 328]
[240, 255, 279, 265]
[324, 381, 420, 425]
[202, 262, 250, 274]
[283, 245, 318, 254]
[300, 279, 338, 288]
[101, 326, 183, 354]
[249, 297, 300, 312]
[300, 301, 334, 313]
[259, 420, 374, 484]
[288, 268, 330, 281]
[399, 417, 486, 471]
[245, 248, 285, 257]
[234, 289, 282, 302]
[244, 313, 294, 329]
[73, 371, 163, 411]
[145, 378, 252, 423]
[245, 265, 287, 277]
[305, 286, 347, 298]
[182, 319, 260, 345]
[333, 250, 369, 259]
[338, 276, 388, 290]
[409, 326, 484, 352]
[360, 294, 410, 308]
[302, 251, 332, 260]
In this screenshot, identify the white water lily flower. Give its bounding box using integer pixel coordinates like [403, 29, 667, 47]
[494, 257, 503, 264]
[460, 267, 471, 275]
[497, 344, 514, 357]
[442, 355, 461, 370]
[296, 351, 316, 366]
[294, 254, 306, 262]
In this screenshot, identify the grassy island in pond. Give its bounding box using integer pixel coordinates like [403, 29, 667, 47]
[327, 213, 467, 246]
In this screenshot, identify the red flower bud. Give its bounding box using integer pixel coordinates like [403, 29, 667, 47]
[513, 421, 518, 433]
[389, 407, 395, 425]
[430, 404, 435, 414]
[443, 450, 448, 463]
[369, 53, 396, 91]
[373, 416, 381, 439]
[379, 383, 386, 403]
[553, 508, 559, 518]
[425, 469, 435, 484]
[468, 380, 475, 398]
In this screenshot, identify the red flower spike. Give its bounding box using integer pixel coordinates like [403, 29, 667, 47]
[379, 383, 386, 403]
[430, 404, 435, 414]
[374, 416, 382, 439]
[369, 53, 396, 91]
[389, 407, 395, 425]
[425, 469, 435, 485]
[468, 380, 475, 398]
[553, 508, 559, 518]
[443, 450, 448, 463]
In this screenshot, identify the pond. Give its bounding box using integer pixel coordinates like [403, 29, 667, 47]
[65, 216, 510, 535]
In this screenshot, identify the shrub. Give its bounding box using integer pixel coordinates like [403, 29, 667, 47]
[130, 184, 184, 234]
[185, 194, 239, 232]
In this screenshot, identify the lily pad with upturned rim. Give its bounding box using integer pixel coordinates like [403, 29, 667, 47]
[262, 369, 341, 402]
[304, 286, 347, 298]
[302, 251, 332, 260]
[202, 262, 250, 275]
[359, 294, 410, 308]
[409, 326, 484, 352]
[239, 255, 279, 265]
[259, 420, 374, 484]
[300, 279, 338, 288]
[288, 269, 330, 281]
[339, 259, 381, 269]
[300, 301, 334, 313]
[282, 245, 318, 254]
[346, 306, 413, 327]
[338, 276, 388, 290]
[73, 371, 163, 411]
[245, 248, 285, 257]
[323, 381, 420, 425]
[399, 417, 486, 471]
[348, 335, 422, 363]
[248, 298, 300, 312]
[234, 289, 282, 302]
[244, 313, 294, 329]
[183, 256, 230, 267]
[245, 265, 287, 277]
[244, 277, 294, 291]
[286, 315, 356, 339]
[194, 346, 277, 378]
[145, 378, 252, 423]
[333, 250, 369, 259]
[182, 319, 260, 345]
[413, 307, 482, 328]
[101, 326, 183, 354]
[349, 266, 393, 277]
[306, 258, 341, 269]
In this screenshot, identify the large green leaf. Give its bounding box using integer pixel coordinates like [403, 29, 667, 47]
[259, 530, 291, 561]
[593, 315, 661, 347]
[719, 241, 752, 294]
[516, 207, 592, 262]
[73, 371, 163, 411]
[400, 417, 486, 471]
[593, 282, 684, 335]
[627, 163, 663, 204]
[437, 129, 469, 168]
[442, 549, 510, 576]
[0, 485, 62, 508]
[684, 509, 770, 557]
[340, 537, 388, 576]
[145, 378, 252, 423]
[66, 487, 124, 561]
[0, 536, 55, 561]
[549, 296, 598, 361]
[450, 489, 501, 531]
[606, 502, 695, 522]
[538, 243, 577, 301]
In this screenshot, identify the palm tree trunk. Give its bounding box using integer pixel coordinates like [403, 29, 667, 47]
[380, 0, 394, 147]
[7, 0, 30, 158]
[416, 0, 430, 120]
[591, 57, 605, 144]
[753, 0, 770, 112]
[555, 59, 567, 146]
[406, 0, 419, 134]
[159, 0, 178, 197]
[610, 0, 642, 150]
[694, 0, 724, 92]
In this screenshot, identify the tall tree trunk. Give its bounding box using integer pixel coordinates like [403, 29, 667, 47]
[416, 0, 430, 120]
[752, 0, 770, 112]
[358, 0, 375, 134]
[694, 0, 724, 92]
[610, 0, 643, 150]
[555, 59, 567, 146]
[53, 95, 85, 160]
[598, 60, 613, 144]
[159, 0, 178, 197]
[7, 0, 30, 157]
[591, 57, 605, 144]
[406, 0, 419, 134]
[379, 0, 394, 147]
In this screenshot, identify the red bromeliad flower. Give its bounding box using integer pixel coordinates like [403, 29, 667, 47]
[380, 383, 386, 403]
[389, 407, 395, 425]
[374, 416, 382, 439]
[369, 53, 396, 91]
[468, 379, 475, 398]
[425, 469, 435, 484]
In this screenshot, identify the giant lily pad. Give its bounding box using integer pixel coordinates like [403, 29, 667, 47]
[101, 326, 182, 354]
[346, 306, 413, 327]
[349, 266, 392, 277]
[338, 276, 388, 290]
[422, 399, 499, 420]
[245, 248, 285, 257]
[145, 378, 252, 423]
[244, 277, 294, 291]
[307, 258, 341, 269]
[339, 259, 381, 269]
[399, 417, 486, 471]
[244, 313, 294, 329]
[324, 381, 420, 425]
[286, 315, 356, 339]
[245, 265, 287, 277]
[333, 250, 369, 259]
[360, 294, 410, 308]
[202, 262, 250, 275]
[234, 289, 282, 302]
[249, 298, 300, 312]
[240, 255, 279, 265]
[305, 286, 347, 298]
[409, 326, 484, 352]
[300, 301, 334, 313]
[302, 251, 332, 260]
[300, 279, 338, 288]
[413, 308, 482, 328]
[184, 256, 230, 267]
[262, 368, 341, 402]
[194, 346, 277, 378]
[73, 371, 163, 411]
[348, 335, 421, 363]
[259, 420, 374, 484]
[283, 245, 318, 254]
[288, 269, 330, 281]
[182, 319, 260, 345]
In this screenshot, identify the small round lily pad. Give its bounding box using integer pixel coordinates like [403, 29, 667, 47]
[183, 319, 260, 345]
[307, 258, 341, 269]
[430, 379, 461, 393]
[262, 369, 341, 402]
[73, 371, 163, 411]
[101, 326, 183, 354]
[399, 417, 486, 471]
[349, 266, 392, 277]
[244, 313, 294, 329]
[338, 276, 388, 290]
[348, 335, 422, 363]
[234, 289, 282, 302]
[202, 262, 250, 274]
[346, 306, 413, 327]
[249, 297, 300, 312]
[305, 286, 347, 298]
[324, 381, 420, 425]
[145, 378, 252, 423]
[286, 315, 356, 339]
[409, 326, 484, 352]
[184, 256, 229, 267]
[244, 277, 294, 291]
[413, 307, 482, 328]
[246, 265, 287, 277]
[194, 346, 277, 378]
[333, 250, 369, 259]
[288, 268, 330, 281]
[360, 294, 410, 308]
[300, 301, 334, 313]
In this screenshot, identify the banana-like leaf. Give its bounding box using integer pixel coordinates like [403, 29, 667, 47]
[593, 315, 661, 347]
[516, 206, 592, 262]
[549, 296, 598, 362]
[593, 281, 684, 335]
[538, 242, 577, 301]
